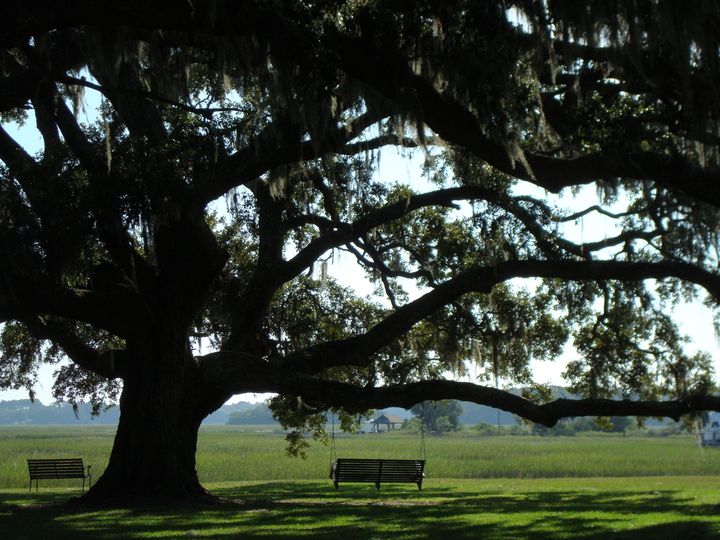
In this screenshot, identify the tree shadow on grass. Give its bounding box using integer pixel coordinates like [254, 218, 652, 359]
[0, 482, 719, 539]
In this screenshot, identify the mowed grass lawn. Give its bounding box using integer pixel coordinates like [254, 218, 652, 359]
[1, 426, 720, 538]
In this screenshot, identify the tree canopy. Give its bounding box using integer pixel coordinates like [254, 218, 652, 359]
[1, 1, 720, 501]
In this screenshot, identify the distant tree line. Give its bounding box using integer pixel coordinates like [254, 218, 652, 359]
[530, 416, 634, 436]
[0, 399, 119, 424]
[0, 398, 260, 425]
[226, 404, 277, 425]
[472, 416, 688, 437]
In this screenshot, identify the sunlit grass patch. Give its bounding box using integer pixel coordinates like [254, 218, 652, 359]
[2, 478, 720, 539]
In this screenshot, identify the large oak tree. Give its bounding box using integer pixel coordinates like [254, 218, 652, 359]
[2, 1, 720, 502]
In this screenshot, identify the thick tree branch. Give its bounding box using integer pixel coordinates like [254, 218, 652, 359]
[0, 129, 149, 336]
[332, 33, 720, 207]
[200, 353, 720, 426]
[558, 204, 647, 223]
[51, 97, 107, 174]
[0, 1, 277, 49]
[0, 125, 44, 203]
[0, 62, 38, 112]
[280, 186, 474, 283]
[0, 34, 87, 112]
[287, 259, 720, 373]
[30, 85, 62, 158]
[224, 184, 289, 351]
[21, 317, 127, 379]
[11, 279, 150, 340]
[51, 97, 158, 294]
[274, 376, 720, 426]
[89, 61, 168, 145]
[338, 135, 423, 155]
[190, 109, 393, 205]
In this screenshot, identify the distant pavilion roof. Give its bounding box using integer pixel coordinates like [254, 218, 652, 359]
[373, 414, 404, 424]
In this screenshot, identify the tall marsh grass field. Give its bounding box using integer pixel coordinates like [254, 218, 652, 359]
[1, 425, 719, 488]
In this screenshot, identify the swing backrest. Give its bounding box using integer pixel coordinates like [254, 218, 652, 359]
[330, 458, 425, 490]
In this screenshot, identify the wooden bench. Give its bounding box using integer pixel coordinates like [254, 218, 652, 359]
[330, 458, 425, 490]
[27, 458, 92, 492]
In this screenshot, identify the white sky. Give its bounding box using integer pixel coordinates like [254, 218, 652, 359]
[1, 96, 718, 405]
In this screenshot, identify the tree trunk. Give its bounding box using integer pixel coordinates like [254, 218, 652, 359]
[81, 338, 215, 504]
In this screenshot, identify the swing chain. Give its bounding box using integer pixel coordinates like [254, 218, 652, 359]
[420, 402, 427, 461]
[329, 411, 337, 464]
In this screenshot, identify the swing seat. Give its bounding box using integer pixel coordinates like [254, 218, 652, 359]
[330, 458, 425, 490]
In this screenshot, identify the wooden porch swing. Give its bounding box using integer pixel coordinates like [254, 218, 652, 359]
[328, 405, 427, 490]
